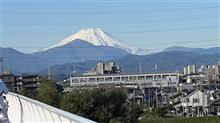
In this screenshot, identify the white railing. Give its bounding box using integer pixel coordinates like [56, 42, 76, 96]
[5, 92, 97, 123]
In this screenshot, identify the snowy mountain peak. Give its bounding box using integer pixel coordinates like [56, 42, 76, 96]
[43, 28, 137, 54]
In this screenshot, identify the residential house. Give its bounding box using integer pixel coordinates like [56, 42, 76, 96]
[172, 90, 209, 117]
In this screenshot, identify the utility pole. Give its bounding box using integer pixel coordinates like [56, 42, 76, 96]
[169, 77, 174, 104]
[208, 71, 212, 116]
[142, 87, 144, 108]
[196, 81, 200, 117]
[160, 81, 163, 107]
[148, 88, 151, 109]
[48, 67, 51, 80]
[156, 86, 158, 108]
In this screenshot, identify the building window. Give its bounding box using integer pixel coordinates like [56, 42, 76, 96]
[184, 98, 190, 102]
[105, 77, 112, 81]
[146, 76, 153, 80]
[130, 76, 137, 81]
[138, 76, 145, 80]
[113, 77, 120, 81]
[154, 75, 161, 80]
[73, 78, 79, 83]
[89, 78, 96, 82]
[183, 98, 190, 102]
[162, 75, 169, 79]
[121, 77, 128, 81]
[193, 98, 199, 103]
[80, 78, 87, 82]
[97, 77, 104, 82]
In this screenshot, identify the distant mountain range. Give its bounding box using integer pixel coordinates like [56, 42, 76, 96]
[0, 48, 50, 73]
[40, 48, 220, 76]
[32, 39, 129, 65]
[164, 46, 220, 54]
[0, 41, 128, 73]
[1, 28, 219, 75]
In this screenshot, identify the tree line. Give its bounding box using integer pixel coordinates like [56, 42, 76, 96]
[19, 80, 143, 123]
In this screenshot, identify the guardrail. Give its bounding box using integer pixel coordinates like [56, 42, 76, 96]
[5, 92, 97, 123]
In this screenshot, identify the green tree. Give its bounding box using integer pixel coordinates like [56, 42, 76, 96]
[126, 102, 143, 123]
[36, 80, 61, 107]
[60, 88, 129, 123]
[19, 87, 37, 99]
[109, 117, 124, 123]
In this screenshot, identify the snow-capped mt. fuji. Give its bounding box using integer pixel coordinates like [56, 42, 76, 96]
[43, 28, 137, 54]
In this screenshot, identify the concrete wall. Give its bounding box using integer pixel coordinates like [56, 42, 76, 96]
[70, 72, 180, 88]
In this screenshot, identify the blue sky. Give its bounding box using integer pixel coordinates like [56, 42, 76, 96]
[1, 0, 220, 53]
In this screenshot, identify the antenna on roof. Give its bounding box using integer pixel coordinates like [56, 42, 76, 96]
[154, 64, 158, 70]
[139, 59, 142, 73]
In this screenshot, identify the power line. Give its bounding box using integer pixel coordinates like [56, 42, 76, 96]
[3, 25, 219, 35]
[111, 26, 220, 34]
[4, 6, 219, 14]
[132, 39, 220, 46]
[4, 16, 219, 26]
[3, 1, 219, 3]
